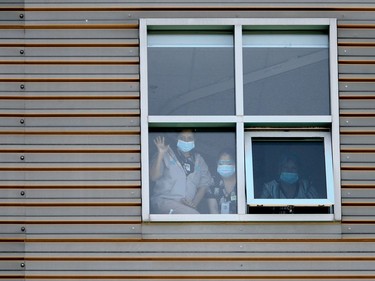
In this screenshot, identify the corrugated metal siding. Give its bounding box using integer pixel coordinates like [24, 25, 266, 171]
[339, 21, 375, 235]
[0, 1, 374, 280]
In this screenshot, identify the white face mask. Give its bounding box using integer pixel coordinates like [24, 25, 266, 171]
[177, 140, 195, 153]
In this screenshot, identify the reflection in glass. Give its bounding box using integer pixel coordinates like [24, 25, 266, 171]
[252, 138, 327, 200]
[148, 33, 235, 115]
[149, 128, 236, 214]
[243, 32, 330, 115]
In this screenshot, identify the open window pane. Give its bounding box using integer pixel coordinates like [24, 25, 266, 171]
[245, 132, 334, 207]
[148, 33, 235, 115]
[243, 32, 330, 115]
[149, 128, 236, 214]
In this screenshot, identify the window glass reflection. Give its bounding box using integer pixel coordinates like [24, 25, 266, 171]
[149, 128, 236, 214]
[243, 32, 330, 115]
[148, 33, 235, 115]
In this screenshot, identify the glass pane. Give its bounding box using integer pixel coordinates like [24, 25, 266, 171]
[149, 128, 236, 214]
[251, 138, 327, 200]
[243, 33, 330, 115]
[148, 33, 235, 115]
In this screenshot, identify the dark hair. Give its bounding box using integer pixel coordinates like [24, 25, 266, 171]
[174, 128, 195, 140]
[217, 148, 235, 162]
[278, 154, 300, 171]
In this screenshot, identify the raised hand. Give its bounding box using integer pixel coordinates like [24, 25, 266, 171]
[154, 136, 169, 155]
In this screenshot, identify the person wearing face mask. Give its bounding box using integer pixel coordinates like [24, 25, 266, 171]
[149, 129, 213, 214]
[261, 155, 318, 200]
[206, 149, 237, 214]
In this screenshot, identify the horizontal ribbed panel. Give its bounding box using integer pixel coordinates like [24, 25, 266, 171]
[0, 1, 375, 280]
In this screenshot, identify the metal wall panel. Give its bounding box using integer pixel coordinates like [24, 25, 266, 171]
[0, 0, 374, 280]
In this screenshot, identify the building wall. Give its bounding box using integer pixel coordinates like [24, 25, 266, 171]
[0, 1, 375, 280]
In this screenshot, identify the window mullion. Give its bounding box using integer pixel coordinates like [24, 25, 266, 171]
[236, 122, 246, 215]
[235, 25, 246, 215]
[234, 24, 244, 117]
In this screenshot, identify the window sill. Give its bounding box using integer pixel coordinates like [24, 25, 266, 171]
[146, 213, 336, 222]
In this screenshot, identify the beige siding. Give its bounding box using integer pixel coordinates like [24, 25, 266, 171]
[0, 0, 375, 280]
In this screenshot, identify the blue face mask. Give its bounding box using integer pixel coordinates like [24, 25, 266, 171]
[217, 165, 236, 178]
[177, 140, 195, 153]
[279, 172, 299, 184]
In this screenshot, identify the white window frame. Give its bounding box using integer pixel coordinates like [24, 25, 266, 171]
[140, 18, 340, 222]
[245, 131, 335, 207]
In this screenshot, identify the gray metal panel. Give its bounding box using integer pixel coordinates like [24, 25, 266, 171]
[0, 222, 25, 240]
[23, 117, 140, 127]
[23, 99, 139, 109]
[0, 47, 27, 57]
[340, 117, 375, 128]
[0, 261, 25, 271]
[340, 99, 375, 109]
[338, 15, 375, 241]
[0, 13, 141, 278]
[339, 28, 375, 39]
[25, 188, 140, 198]
[340, 64, 375, 74]
[22, 240, 375, 253]
[0, 1, 375, 280]
[341, 135, 375, 145]
[22, 239, 375, 278]
[24, 29, 139, 40]
[18, 82, 139, 92]
[11, 152, 140, 163]
[20, 171, 140, 181]
[15, 6, 375, 21]
[0, 189, 27, 200]
[25, 206, 140, 217]
[20, 259, 375, 271]
[0, 65, 139, 75]
[340, 82, 375, 92]
[339, 46, 375, 57]
[22, 135, 139, 145]
[341, 170, 375, 181]
[0, 11, 23, 20]
[142, 223, 342, 239]
[0, 30, 24, 39]
[342, 188, 375, 198]
[0, 100, 26, 110]
[0, 242, 24, 255]
[0, 118, 26, 127]
[342, 206, 375, 216]
[24, 225, 142, 241]
[0, 83, 26, 92]
[24, 47, 139, 57]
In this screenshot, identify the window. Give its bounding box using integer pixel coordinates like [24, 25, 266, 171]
[245, 131, 335, 215]
[242, 31, 330, 115]
[147, 32, 235, 115]
[140, 19, 340, 222]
